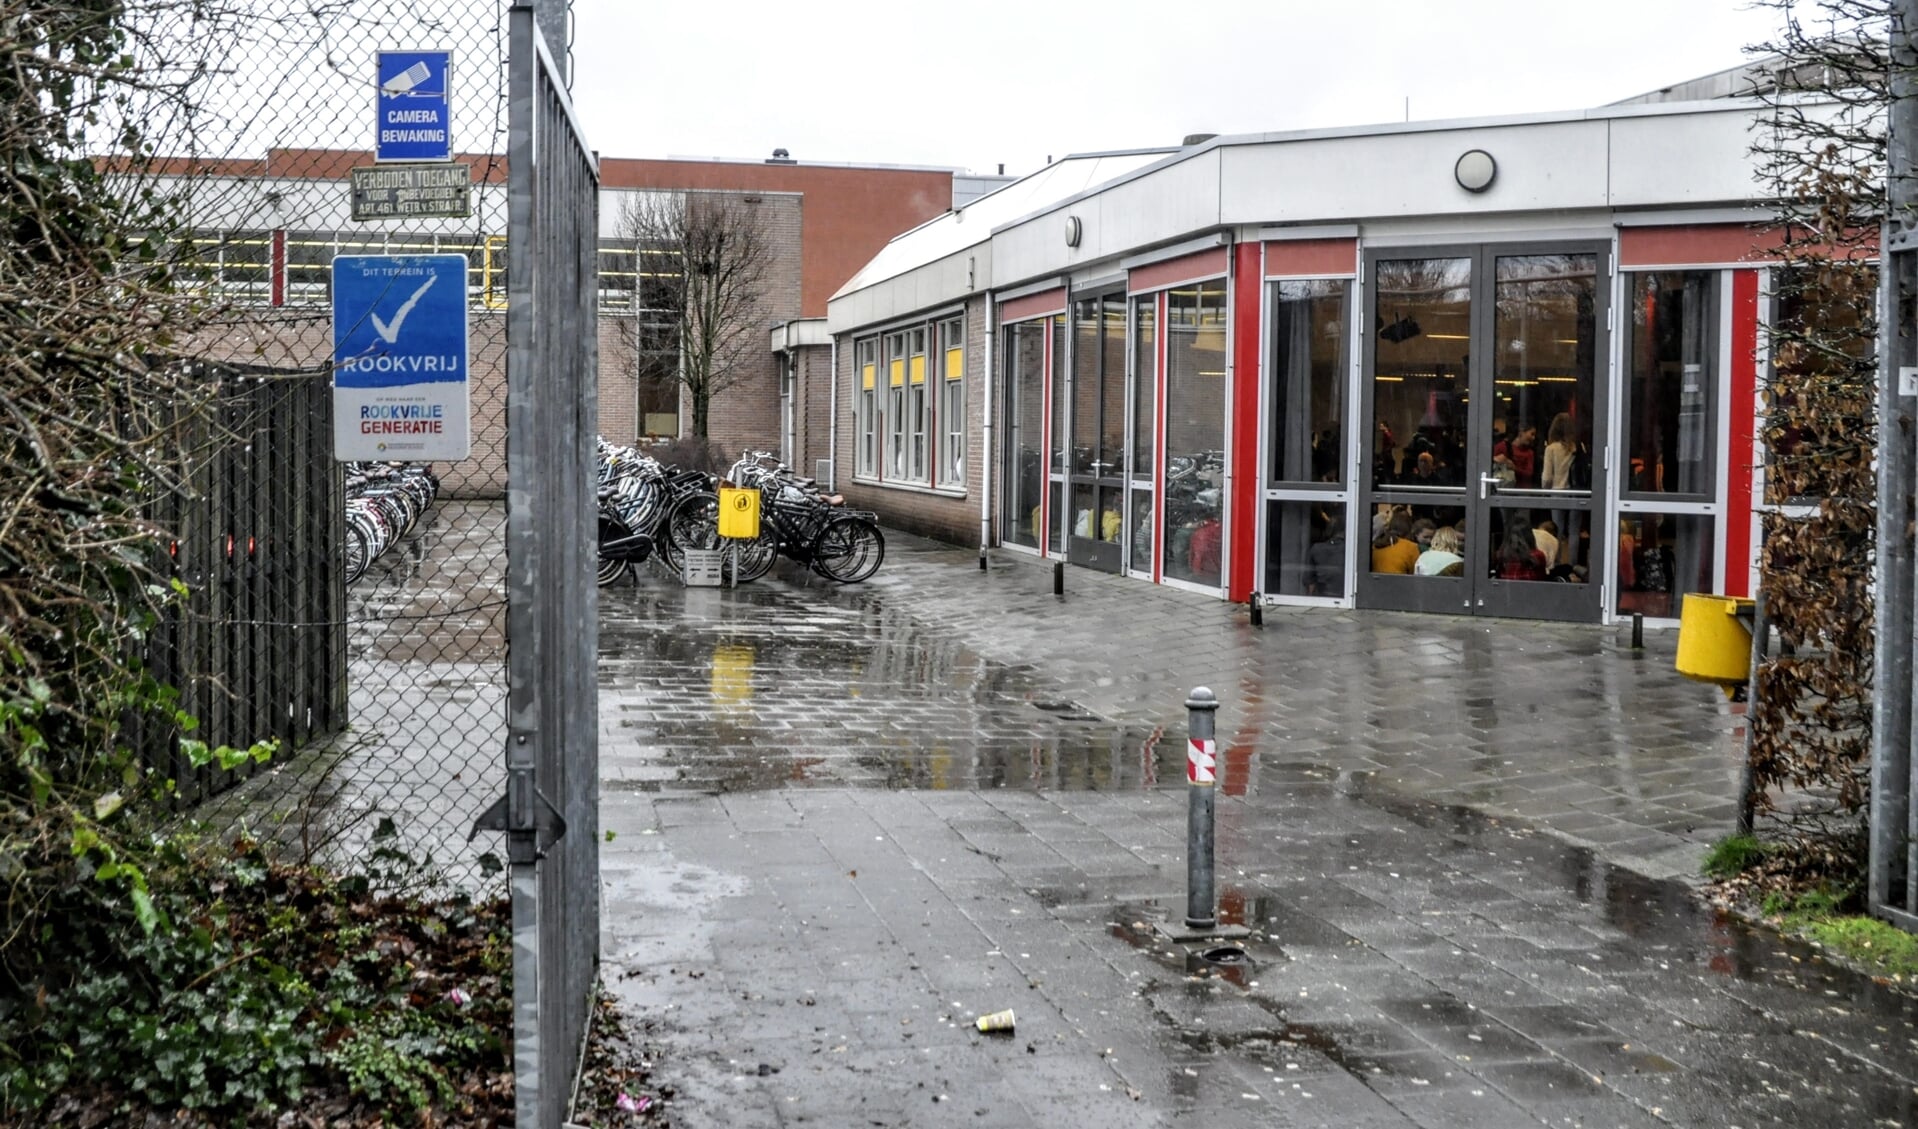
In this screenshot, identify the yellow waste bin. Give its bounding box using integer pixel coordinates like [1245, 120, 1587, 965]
[1674, 593, 1756, 686]
[717, 486, 760, 540]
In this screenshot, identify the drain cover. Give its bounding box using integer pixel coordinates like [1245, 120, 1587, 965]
[1200, 945, 1248, 965]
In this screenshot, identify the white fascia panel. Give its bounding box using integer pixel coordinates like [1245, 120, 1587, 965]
[826, 246, 978, 336]
[1606, 110, 1768, 208]
[1220, 120, 1610, 223]
[993, 149, 1223, 287]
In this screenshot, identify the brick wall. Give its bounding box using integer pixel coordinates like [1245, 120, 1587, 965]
[797, 343, 834, 482]
[598, 157, 952, 317]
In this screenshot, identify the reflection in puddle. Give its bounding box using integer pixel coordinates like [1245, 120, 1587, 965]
[601, 581, 1191, 793]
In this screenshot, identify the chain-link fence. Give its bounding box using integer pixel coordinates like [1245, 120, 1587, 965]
[115, 2, 600, 1119]
[147, 0, 545, 881]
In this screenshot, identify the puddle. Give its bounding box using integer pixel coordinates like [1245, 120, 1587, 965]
[598, 580, 1182, 792]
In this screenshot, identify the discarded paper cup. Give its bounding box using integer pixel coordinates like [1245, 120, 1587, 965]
[974, 1008, 1015, 1033]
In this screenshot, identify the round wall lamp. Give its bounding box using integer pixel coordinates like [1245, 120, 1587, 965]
[1455, 149, 1497, 194]
[1064, 214, 1083, 247]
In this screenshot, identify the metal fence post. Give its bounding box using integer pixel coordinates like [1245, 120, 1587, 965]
[1876, 0, 1918, 929]
[1184, 686, 1219, 931]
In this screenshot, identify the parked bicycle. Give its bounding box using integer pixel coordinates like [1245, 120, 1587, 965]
[594, 438, 726, 586]
[343, 462, 439, 584]
[724, 450, 886, 584]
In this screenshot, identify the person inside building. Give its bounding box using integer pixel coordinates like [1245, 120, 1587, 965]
[1371, 509, 1419, 574]
[1408, 451, 1447, 486]
[1306, 512, 1346, 597]
[1415, 525, 1465, 577]
[1510, 425, 1539, 488]
[1531, 518, 1560, 570]
[1541, 412, 1582, 566]
[1495, 512, 1548, 580]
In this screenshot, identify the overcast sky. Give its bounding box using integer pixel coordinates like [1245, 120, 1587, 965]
[567, 0, 1786, 178]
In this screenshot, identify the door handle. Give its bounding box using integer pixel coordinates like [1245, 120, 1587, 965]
[1478, 474, 1501, 500]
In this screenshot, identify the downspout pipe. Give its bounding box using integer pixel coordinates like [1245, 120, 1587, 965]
[827, 334, 838, 491]
[980, 291, 995, 566]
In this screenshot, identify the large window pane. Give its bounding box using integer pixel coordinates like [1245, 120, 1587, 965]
[1616, 513, 1716, 618]
[1624, 272, 1716, 498]
[1491, 254, 1597, 493]
[1001, 322, 1046, 549]
[885, 331, 908, 479]
[1072, 299, 1100, 476]
[856, 337, 878, 476]
[940, 316, 964, 484]
[1271, 279, 1348, 485]
[1769, 264, 1878, 502]
[1267, 500, 1349, 597]
[1372, 258, 1470, 488]
[1132, 296, 1156, 480]
[1050, 314, 1068, 553]
[1369, 502, 1468, 577]
[1163, 281, 1227, 587]
[1102, 295, 1125, 478]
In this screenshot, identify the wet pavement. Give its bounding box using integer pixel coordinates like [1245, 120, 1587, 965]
[599, 539, 1918, 1128]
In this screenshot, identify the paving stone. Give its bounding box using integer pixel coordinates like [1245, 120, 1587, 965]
[571, 536, 1918, 1127]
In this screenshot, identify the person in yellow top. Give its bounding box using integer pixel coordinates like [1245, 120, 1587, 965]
[1370, 511, 1420, 574]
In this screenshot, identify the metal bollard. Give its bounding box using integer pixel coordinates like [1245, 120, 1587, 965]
[1249, 592, 1263, 628]
[979, 550, 988, 572]
[1184, 686, 1219, 931]
[1053, 561, 1064, 596]
[1631, 612, 1644, 650]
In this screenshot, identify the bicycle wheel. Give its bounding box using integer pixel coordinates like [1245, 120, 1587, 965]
[811, 517, 885, 584]
[596, 514, 633, 587]
[343, 523, 370, 584]
[728, 521, 781, 583]
[661, 491, 720, 573]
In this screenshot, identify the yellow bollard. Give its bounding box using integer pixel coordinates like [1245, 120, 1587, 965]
[1674, 593, 1756, 687]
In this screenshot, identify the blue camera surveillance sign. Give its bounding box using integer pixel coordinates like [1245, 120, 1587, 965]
[376, 50, 452, 162]
[332, 254, 470, 461]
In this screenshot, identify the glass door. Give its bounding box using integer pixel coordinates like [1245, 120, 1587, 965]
[1067, 292, 1127, 573]
[1358, 245, 1609, 622]
[1477, 251, 1605, 621]
[1126, 293, 1157, 577]
[1360, 254, 1476, 613]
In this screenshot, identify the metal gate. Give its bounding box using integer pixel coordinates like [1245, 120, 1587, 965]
[1873, 0, 1918, 933]
[477, 6, 602, 1124]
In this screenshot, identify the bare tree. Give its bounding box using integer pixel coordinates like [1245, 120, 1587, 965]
[616, 190, 774, 440]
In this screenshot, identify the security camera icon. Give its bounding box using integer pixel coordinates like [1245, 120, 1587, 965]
[381, 61, 433, 96]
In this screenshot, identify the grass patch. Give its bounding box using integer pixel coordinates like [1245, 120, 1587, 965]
[1755, 884, 1918, 983]
[1803, 916, 1918, 979]
[1702, 833, 1772, 879]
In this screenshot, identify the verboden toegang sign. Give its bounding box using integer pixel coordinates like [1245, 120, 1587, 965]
[331, 254, 470, 462]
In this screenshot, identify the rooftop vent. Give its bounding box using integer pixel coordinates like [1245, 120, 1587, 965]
[767, 147, 796, 165]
